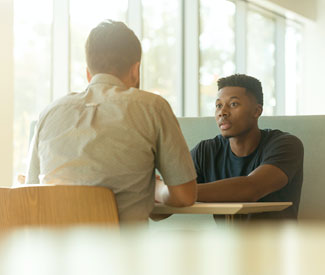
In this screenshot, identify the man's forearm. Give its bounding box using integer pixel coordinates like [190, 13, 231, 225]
[197, 164, 289, 202]
[197, 176, 260, 202]
[155, 179, 197, 207]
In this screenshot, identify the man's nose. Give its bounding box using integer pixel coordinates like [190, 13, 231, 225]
[218, 105, 229, 117]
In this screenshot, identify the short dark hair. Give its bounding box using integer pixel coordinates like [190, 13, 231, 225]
[85, 19, 142, 77]
[217, 74, 263, 106]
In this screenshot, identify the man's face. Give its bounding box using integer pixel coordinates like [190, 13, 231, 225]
[215, 86, 262, 138]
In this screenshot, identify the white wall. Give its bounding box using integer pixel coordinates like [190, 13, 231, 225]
[301, 0, 325, 115]
[251, 0, 317, 20]
[268, 0, 317, 20]
[254, 0, 325, 115]
[0, 0, 14, 186]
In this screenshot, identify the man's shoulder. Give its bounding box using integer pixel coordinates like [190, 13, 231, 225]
[261, 129, 304, 150]
[53, 91, 83, 106]
[262, 128, 301, 140]
[38, 92, 83, 120]
[192, 135, 226, 152]
[129, 88, 170, 108]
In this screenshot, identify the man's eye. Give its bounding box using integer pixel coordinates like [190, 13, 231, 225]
[230, 102, 238, 107]
[216, 104, 222, 109]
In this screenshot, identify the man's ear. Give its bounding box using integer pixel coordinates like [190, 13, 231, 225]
[254, 104, 263, 118]
[86, 67, 92, 83]
[130, 62, 140, 88]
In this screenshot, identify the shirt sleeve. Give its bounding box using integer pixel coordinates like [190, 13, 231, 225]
[262, 133, 304, 182]
[25, 121, 41, 184]
[190, 142, 205, 183]
[154, 99, 197, 186]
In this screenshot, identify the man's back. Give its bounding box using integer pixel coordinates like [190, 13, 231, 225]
[26, 74, 197, 222]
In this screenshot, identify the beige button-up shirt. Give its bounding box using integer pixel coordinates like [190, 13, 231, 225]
[26, 74, 196, 222]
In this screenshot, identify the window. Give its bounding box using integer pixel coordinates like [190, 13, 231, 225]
[13, 0, 52, 178]
[285, 21, 303, 115]
[247, 7, 276, 116]
[141, 0, 181, 115]
[70, 0, 128, 93]
[199, 0, 236, 116]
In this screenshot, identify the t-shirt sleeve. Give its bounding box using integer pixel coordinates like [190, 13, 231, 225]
[190, 142, 205, 183]
[154, 99, 197, 186]
[262, 133, 304, 182]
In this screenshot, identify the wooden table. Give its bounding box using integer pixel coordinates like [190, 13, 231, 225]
[152, 202, 292, 223]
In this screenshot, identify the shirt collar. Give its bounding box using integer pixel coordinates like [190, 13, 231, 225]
[88, 73, 127, 89]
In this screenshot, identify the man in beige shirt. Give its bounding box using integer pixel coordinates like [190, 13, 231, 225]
[26, 20, 197, 223]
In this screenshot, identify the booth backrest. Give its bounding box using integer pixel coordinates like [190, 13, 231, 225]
[30, 116, 324, 220]
[178, 115, 325, 220]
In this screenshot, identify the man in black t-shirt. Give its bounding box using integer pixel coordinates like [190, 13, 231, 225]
[191, 74, 304, 219]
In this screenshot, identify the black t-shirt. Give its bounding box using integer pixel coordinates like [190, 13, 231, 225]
[191, 129, 304, 219]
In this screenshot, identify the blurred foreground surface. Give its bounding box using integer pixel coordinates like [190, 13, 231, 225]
[0, 221, 324, 275]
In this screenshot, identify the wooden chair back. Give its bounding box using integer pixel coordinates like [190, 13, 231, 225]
[0, 185, 119, 228]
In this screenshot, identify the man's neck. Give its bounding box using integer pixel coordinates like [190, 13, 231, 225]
[229, 127, 261, 157]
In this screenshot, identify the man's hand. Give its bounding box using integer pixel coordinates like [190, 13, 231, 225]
[155, 175, 197, 207]
[151, 175, 172, 221]
[17, 174, 26, 184]
[149, 212, 172, 221]
[154, 175, 166, 203]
